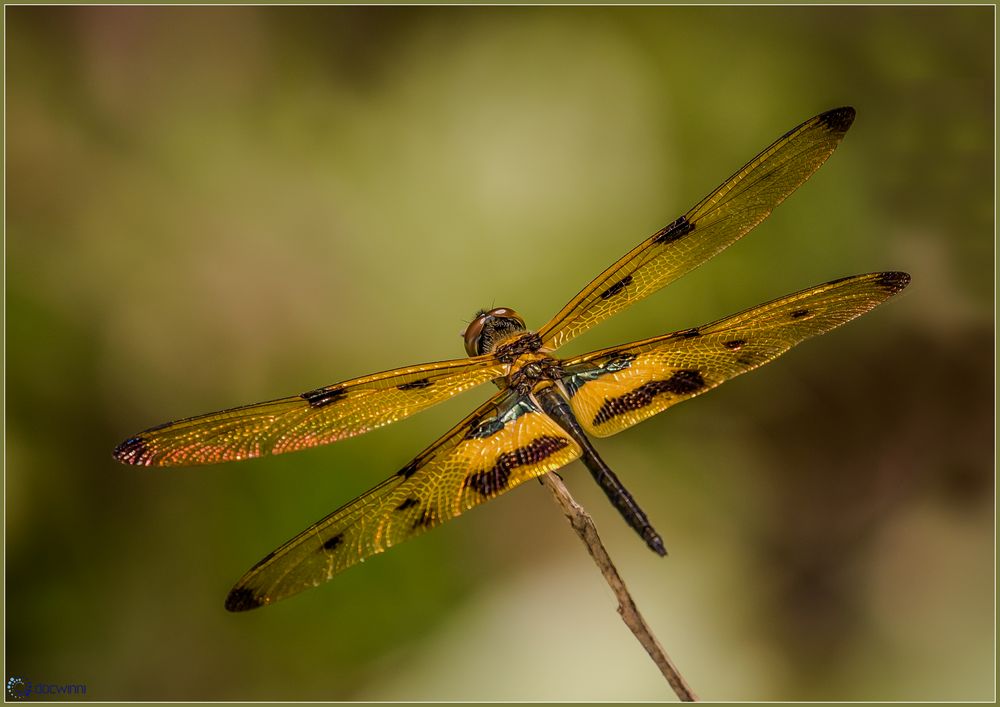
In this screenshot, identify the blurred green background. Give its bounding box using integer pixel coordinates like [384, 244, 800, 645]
[5, 6, 993, 701]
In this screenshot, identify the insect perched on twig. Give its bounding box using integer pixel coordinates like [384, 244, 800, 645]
[114, 106, 909, 612]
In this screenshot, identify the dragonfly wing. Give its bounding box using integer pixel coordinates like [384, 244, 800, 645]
[225, 387, 582, 610]
[114, 357, 507, 466]
[561, 272, 909, 437]
[538, 107, 857, 351]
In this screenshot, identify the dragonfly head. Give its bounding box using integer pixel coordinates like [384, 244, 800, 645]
[464, 307, 527, 357]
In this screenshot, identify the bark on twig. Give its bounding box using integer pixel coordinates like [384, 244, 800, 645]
[541, 472, 698, 702]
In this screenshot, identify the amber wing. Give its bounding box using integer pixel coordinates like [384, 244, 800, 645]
[225, 388, 582, 610]
[561, 272, 909, 438]
[537, 107, 857, 351]
[113, 357, 506, 466]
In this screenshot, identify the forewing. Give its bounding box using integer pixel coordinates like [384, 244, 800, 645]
[537, 107, 856, 351]
[561, 272, 909, 437]
[113, 357, 506, 466]
[225, 388, 582, 610]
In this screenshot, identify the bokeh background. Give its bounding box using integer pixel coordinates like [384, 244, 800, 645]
[5, 6, 994, 701]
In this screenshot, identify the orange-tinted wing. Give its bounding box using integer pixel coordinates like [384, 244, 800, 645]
[537, 107, 857, 351]
[225, 388, 582, 610]
[113, 357, 506, 467]
[561, 272, 909, 437]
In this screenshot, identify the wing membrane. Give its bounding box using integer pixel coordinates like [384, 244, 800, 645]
[561, 272, 909, 437]
[225, 388, 581, 610]
[537, 107, 857, 350]
[113, 357, 506, 466]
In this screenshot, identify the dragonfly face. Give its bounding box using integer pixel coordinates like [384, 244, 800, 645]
[114, 106, 910, 612]
[463, 307, 528, 357]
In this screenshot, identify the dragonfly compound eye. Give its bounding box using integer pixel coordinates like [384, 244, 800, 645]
[464, 308, 527, 357]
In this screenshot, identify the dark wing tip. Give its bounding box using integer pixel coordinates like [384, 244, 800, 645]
[818, 106, 856, 133]
[225, 586, 266, 612]
[876, 271, 911, 294]
[113, 436, 151, 465]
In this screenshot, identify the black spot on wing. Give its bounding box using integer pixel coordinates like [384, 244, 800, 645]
[599, 274, 634, 300]
[225, 587, 265, 612]
[301, 386, 347, 408]
[397, 458, 421, 479]
[397, 378, 432, 391]
[593, 370, 706, 426]
[396, 497, 419, 511]
[113, 436, 151, 465]
[876, 271, 911, 294]
[678, 327, 700, 339]
[818, 106, 856, 133]
[723, 339, 746, 350]
[322, 533, 344, 551]
[464, 435, 571, 497]
[790, 309, 810, 319]
[662, 369, 705, 394]
[412, 508, 436, 530]
[652, 215, 695, 245]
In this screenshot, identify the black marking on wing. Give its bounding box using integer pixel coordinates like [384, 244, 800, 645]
[876, 271, 911, 294]
[396, 459, 422, 479]
[593, 370, 706, 425]
[818, 106, 856, 133]
[678, 327, 701, 339]
[599, 274, 634, 300]
[464, 435, 571, 497]
[113, 436, 150, 464]
[225, 587, 264, 612]
[397, 378, 432, 390]
[396, 497, 419, 511]
[723, 339, 746, 350]
[301, 386, 348, 408]
[660, 369, 705, 394]
[412, 508, 436, 530]
[323, 533, 344, 551]
[652, 215, 695, 245]
[790, 309, 810, 319]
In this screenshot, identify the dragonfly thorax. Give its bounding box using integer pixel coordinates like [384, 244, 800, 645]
[507, 354, 564, 395]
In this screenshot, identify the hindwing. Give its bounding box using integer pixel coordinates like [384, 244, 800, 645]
[561, 272, 909, 437]
[226, 388, 581, 610]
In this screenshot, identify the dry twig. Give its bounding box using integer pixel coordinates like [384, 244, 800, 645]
[541, 472, 697, 702]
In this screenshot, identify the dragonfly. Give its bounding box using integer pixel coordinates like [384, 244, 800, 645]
[114, 106, 909, 612]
